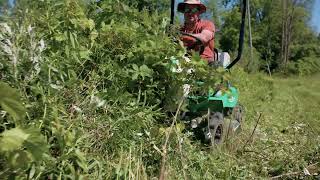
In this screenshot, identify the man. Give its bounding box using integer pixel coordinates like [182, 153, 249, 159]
[178, 0, 216, 63]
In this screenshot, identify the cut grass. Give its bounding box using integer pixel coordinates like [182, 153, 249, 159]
[160, 71, 320, 179]
[228, 71, 320, 178]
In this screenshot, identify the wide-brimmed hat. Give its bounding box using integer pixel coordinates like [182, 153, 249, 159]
[177, 0, 206, 14]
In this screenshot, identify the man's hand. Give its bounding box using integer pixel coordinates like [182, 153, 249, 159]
[180, 35, 197, 47]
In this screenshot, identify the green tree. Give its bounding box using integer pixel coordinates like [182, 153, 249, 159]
[219, 0, 319, 73]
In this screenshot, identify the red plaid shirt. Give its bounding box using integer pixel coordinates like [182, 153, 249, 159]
[181, 19, 215, 62]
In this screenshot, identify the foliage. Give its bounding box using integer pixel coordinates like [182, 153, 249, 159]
[219, 0, 320, 74]
[0, 0, 320, 179]
[0, 82, 26, 123]
[296, 56, 320, 75]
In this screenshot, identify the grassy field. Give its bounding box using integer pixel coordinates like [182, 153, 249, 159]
[155, 71, 320, 179]
[87, 71, 320, 179]
[204, 71, 320, 179]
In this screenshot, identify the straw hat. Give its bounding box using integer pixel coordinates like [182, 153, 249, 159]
[177, 0, 207, 14]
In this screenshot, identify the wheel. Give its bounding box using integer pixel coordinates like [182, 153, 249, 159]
[204, 112, 224, 145]
[233, 104, 244, 125]
[225, 104, 244, 136]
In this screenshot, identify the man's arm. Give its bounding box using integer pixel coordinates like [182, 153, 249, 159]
[180, 21, 215, 46]
[193, 21, 215, 44]
[192, 29, 214, 44]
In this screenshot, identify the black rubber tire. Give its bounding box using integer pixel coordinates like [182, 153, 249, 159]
[207, 112, 224, 145]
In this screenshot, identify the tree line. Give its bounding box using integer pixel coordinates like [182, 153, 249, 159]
[218, 0, 320, 74]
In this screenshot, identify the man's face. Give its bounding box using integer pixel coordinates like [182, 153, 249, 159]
[184, 5, 201, 24]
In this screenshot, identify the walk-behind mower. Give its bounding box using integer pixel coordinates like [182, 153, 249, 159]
[170, 0, 247, 145]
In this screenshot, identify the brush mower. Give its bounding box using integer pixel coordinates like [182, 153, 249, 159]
[169, 0, 247, 145]
[169, 50, 244, 145]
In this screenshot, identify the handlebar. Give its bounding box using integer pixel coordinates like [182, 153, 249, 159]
[226, 0, 247, 70]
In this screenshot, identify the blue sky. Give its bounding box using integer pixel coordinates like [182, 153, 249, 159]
[8, 0, 14, 7]
[311, 0, 320, 32]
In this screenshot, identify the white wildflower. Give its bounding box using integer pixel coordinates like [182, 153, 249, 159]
[90, 95, 106, 108]
[27, 25, 33, 34]
[1, 42, 13, 55]
[0, 23, 12, 35]
[5, 39, 12, 47]
[31, 56, 39, 63]
[183, 56, 191, 63]
[183, 84, 191, 97]
[96, 99, 106, 107]
[72, 105, 82, 113]
[176, 67, 183, 73]
[34, 62, 41, 74]
[39, 39, 45, 52]
[187, 68, 194, 74]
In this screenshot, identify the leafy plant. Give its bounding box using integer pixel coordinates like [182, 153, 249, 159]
[0, 0, 320, 179]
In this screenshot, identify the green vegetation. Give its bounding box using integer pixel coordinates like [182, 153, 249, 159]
[0, 0, 319, 179]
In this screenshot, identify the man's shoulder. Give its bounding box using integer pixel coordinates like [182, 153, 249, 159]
[199, 19, 215, 30]
[200, 19, 214, 25]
